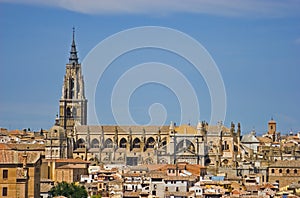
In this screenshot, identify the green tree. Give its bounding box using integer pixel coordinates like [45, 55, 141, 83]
[50, 181, 88, 198]
[91, 195, 101, 198]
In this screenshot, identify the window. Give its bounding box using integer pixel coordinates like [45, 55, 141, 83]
[271, 169, 275, 174]
[2, 187, 7, 196]
[176, 187, 179, 192]
[152, 191, 156, 196]
[165, 187, 168, 191]
[3, 170, 8, 179]
[294, 169, 298, 174]
[279, 169, 282, 173]
[287, 169, 290, 174]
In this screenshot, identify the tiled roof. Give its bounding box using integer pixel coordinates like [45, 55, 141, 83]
[138, 164, 165, 171]
[8, 129, 25, 136]
[57, 164, 86, 169]
[154, 163, 205, 176]
[165, 191, 194, 196]
[245, 185, 260, 191]
[206, 125, 230, 134]
[175, 125, 197, 134]
[269, 160, 300, 168]
[0, 143, 11, 150]
[44, 158, 90, 164]
[164, 175, 197, 181]
[123, 191, 140, 197]
[0, 150, 40, 164]
[257, 136, 273, 144]
[75, 125, 169, 134]
[148, 170, 167, 178]
[261, 183, 276, 189]
[123, 172, 142, 177]
[7, 143, 45, 150]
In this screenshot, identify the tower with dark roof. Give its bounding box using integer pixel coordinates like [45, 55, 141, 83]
[58, 28, 87, 135]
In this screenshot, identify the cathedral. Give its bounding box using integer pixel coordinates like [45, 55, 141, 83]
[45, 30, 242, 168]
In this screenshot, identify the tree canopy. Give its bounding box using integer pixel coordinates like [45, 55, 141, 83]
[50, 181, 88, 198]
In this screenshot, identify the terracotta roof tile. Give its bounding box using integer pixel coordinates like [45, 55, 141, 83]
[44, 158, 90, 163]
[7, 143, 45, 150]
[0, 143, 11, 150]
[0, 150, 40, 164]
[57, 164, 87, 169]
[257, 136, 273, 143]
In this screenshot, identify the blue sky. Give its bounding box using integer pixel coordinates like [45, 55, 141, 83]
[0, 1, 299, 135]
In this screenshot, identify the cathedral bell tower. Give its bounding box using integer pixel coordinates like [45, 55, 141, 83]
[59, 28, 87, 134]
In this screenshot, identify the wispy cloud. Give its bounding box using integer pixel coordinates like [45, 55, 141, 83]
[1, 0, 300, 17]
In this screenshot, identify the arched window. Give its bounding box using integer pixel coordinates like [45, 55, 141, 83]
[146, 137, 155, 149]
[294, 169, 298, 174]
[271, 169, 275, 174]
[279, 169, 282, 173]
[76, 138, 85, 148]
[176, 139, 195, 152]
[223, 159, 229, 165]
[91, 138, 99, 148]
[133, 138, 141, 148]
[66, 107, 72, 117]
[104, 138, 113, 148]
[70, 78, 74, 98]
[119, 138, 127, 148]
[286, 169, 290, 174]
[72, 107, 77, 117]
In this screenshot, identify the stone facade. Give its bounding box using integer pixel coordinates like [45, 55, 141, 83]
[73, 123, 209, 166]
[59, 29, 87, 134]
[51, 30, 242, 168]
[45, 125, 69, 159]
[268, 160, 300, 188]
[0, 148, 41, 198]
[70, 121, 242, 167]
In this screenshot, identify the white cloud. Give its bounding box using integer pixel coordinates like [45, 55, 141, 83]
[1, 0, 300, 17]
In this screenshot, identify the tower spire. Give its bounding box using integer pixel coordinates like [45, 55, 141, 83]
[69, 27, 78, 64]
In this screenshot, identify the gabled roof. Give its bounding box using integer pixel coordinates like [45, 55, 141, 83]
[241, 133, 259, 143]
[154, 163, 205, 176]
[257, 136, 273, 144]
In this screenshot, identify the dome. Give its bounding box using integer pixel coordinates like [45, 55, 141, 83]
[49, 125, 65, 139]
